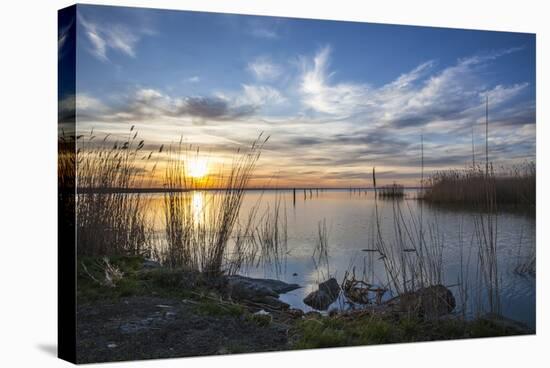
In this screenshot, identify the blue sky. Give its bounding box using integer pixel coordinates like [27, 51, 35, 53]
[60, 4, 536, 187]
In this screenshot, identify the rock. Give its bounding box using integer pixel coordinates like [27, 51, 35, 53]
[303, 278, 341, 310]
[319, 278, 341, 297]
[227, 275, 300, 301]
[142, 259, 161, 269]
[303, 291, 333, 310]
[395, 285, 456, 318]
[255, 295, 290, 310]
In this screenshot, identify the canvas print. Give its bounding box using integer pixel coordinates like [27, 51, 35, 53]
[58, 4, 536, 364]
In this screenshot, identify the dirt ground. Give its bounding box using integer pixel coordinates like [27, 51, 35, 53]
[76, 296, 291, 363]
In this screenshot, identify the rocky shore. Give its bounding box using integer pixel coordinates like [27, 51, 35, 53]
[76, 256, 533, 363]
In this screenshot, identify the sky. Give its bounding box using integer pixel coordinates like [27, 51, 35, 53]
[59, 4, 536, 188]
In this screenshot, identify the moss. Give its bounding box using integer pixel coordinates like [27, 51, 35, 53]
[247, 313, 272, 327]
[195, 300, 245, 318]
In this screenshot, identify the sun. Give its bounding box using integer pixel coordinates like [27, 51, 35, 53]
[187, 157, 209, 178]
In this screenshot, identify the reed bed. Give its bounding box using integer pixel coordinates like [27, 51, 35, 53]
[251, 195, 289, 277]
[421, 162, 535, 206]
[161, 135, 269, 275]
[76, 128, 154, 257]
[377, 183, 405, 199]
[364, 165, 506, 320]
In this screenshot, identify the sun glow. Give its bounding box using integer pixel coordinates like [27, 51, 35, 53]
[187, 158, 209, 178]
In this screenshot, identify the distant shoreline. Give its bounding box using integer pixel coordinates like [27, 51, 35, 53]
[76, 187, 426, 194]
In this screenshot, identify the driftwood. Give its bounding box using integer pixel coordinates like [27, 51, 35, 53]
[341, 270, 388, 305]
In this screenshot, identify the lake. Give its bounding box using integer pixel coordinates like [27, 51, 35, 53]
[143, 189, 536, 328]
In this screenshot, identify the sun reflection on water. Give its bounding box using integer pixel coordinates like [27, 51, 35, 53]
[192, 191, 204, 224]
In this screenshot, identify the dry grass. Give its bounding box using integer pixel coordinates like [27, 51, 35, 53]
[377, 183, 405, 199]
[421, 162, 535, 206]
[161, 135, 269, 275]
[76, 128, 154, 257]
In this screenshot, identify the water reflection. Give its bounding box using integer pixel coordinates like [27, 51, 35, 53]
[142, 189, 535, 327]
[192, 191, 204, 225]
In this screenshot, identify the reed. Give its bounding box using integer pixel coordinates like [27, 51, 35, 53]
[161, 135, 268, 275]
[312, 219, 331, 282]
[252, 194, 288, 277]
[421, 162, 535, 206]
[377, 183, 405, 198]
[76, 128, 154, 257]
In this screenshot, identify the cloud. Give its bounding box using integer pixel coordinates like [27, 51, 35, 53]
[73, 44, 534, 185]
[74, 88, 262, 124]
[79, 14, 147, 62]
[187, 76, 200, 83]
[299, 45, 371, 116]
[297, 45, 531, 136]
[245, 17, 284, 40]
[59, 93, 107, 123]
[240, 85, 285, 106]
[247, 57, 282, 81]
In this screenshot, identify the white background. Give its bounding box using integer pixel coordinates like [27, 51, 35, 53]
[0, 0, 547, 366]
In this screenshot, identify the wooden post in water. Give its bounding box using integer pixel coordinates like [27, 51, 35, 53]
[293, 188, 296, 207]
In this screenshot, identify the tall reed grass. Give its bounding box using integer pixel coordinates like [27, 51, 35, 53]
[366, 164, 505, 319]
[162, 135, 269, 275]
[421, 162, 535, 206]
[76, 128, 154, 257]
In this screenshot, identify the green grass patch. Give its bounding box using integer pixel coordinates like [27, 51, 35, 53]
[77, 256, 219, 303]
[291, 314, 529, 349]
[195, 299, 246, 318]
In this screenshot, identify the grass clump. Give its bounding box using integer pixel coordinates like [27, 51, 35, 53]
[162, 135, 269, 275]
[291, 313, 530, 349]
[293, 316, 395, 349]
[76, 128, 155, 257]
[195, 299, 246, 318]
[421, 162, 535, 206]
[77, 256, 224, 303]
[247, 313, 272, 327]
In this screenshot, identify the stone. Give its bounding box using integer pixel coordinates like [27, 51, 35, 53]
[319, 278, 340, 297]
[255, 295, 290, 310]
[395, 285, 456, 318]
[303, 278, 341, 310]
[227, 275, 300, 301]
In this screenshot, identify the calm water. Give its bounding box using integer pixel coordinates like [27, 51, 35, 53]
[144, 189, 536, 328]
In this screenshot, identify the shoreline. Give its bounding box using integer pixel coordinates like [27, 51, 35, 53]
[76, 256, 533, 363]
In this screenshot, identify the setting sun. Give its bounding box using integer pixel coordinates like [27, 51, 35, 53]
[187, 157, 209, 178]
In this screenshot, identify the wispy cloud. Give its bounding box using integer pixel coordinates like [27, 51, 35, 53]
[240, 85, 285, 106]
[248, 18, 281, 39]
[247, 57, 282, 81]
[299, 45, 371, 116]
[186, 76, 200, 83]
[297, 45, 530, 134]
[79, 14, 150, 62]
